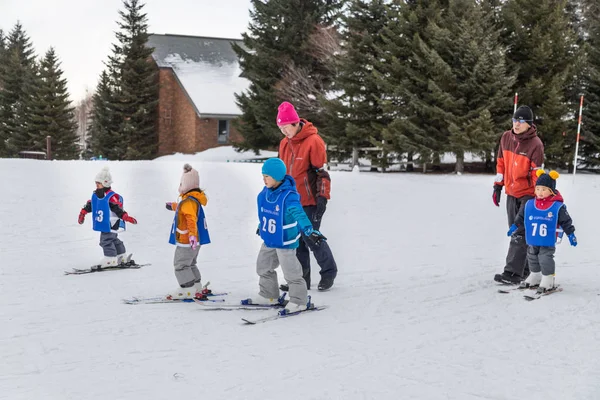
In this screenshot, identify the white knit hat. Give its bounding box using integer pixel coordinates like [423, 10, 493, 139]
[95, 166, 113, 188]
[179, 163, 200, 194]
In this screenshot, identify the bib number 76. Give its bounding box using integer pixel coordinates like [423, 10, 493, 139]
[531, 223, 547, 237]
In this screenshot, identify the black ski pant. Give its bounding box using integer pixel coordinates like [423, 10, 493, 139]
[296, 205, 338, 289]
[504, 194, 533, 278]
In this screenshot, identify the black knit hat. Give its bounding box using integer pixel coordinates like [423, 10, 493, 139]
[535, 169, 559, 194]
[513, 106, 534, 124]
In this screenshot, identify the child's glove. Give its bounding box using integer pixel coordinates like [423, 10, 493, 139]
[306, 230, 327, 246]
[165, 202, 174, 211]
[189, 235, 198, 250]
[122, 213, 137, 224]
[78, 209, 87, 224]
[507, 224, 518, 236]
[492, 184, 503, 207]
[568, 233, 577, 247]
[314, 196, 327, 223]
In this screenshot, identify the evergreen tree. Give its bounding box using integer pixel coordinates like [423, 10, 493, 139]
[500, 0, 580, 169]
[374, 0, 513, 172]
[117, 0, 158, 160]
[321, 0, 390, 169]
[578, 0, 600, 168]
[232, 0, 344, 152]
[88, 70, 123, 160]
[373, 0, 447, 167]
[0, 22, 38, 157]
[438, 0, 516, 172]
[29, 48, 79, 159]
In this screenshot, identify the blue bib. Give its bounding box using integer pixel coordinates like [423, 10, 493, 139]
[257, 187, 301, 248]
[524, 200, 563, 246]
[169, 197, 211, 246]
[91, 192, 125, 233]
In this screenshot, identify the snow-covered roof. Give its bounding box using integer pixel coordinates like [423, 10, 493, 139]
[147, 34, 250, 118]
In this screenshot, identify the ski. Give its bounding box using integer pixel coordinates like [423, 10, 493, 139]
[123, 281, 228, 305]
[523, 286, 563, 301]
[193, 298, 285, 311]
[498, 285, 539, 294]
[65, 260, 150, 275]
[242, 305, 328, 325]
[122, 295, 226, 305]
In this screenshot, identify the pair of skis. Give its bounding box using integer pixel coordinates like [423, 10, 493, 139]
[65, 254, 149, 275]
[122, 281, 228, 304]
[193, 294, 327, 324]
[497, 283, 562, 301]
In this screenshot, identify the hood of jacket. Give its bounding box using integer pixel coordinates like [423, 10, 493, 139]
[266, 175, 297, 200]
[534, 190, 564, 210]
[289, 119, 318, 143]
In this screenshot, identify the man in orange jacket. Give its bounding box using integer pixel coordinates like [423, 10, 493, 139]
[493, 105, 544, 284]
[276, 101, 338, 291]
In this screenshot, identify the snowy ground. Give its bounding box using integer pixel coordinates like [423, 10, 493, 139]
[2, 148, 600, 400]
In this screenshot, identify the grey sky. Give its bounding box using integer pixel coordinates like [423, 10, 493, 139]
[0, 0, 251, 102]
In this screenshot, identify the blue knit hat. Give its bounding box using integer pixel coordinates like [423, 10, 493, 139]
[262, 158, 287, 182]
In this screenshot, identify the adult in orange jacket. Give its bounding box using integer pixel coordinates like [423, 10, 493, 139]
[493, 106, 544, 284]
[277, 101, 338, 291]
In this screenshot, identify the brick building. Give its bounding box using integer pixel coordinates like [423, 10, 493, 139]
[147, 34, 250, 156]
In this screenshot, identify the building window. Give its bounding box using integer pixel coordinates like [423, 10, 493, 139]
[218, 120, 229, 144]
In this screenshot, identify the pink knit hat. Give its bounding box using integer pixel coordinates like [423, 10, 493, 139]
[276, 101, 300, 126]
[179, 163, 200, 194]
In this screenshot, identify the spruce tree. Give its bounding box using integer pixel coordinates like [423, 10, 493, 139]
[0, 22, 38, 157]
[438, 0, 516, 172]
[232, 0, 344, 152]
[321, 0, 390, 169]
[500, 0, 580, 169]
[88, 70, 123, 160]
[578, 0, 600, 168]
[29, 48, 79, 159]
[373, 0, 447, 167]
[117, 0, 158, 160]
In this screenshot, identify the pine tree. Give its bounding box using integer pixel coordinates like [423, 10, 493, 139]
[373, 0, 447, 167]
[578, 0, 600, 168]
[500, 0, 580, 169]
[0, 22, 38, 157]
[88, 70, 123, 160]
[117, 0, 158, 160]
[321, 0, 390, 169]
[29, 48, 79, 159]
[438, 0, 516, 172]
[232, 0, 344, 152]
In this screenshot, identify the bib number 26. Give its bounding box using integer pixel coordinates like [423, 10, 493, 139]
[262, 217, 276, 234]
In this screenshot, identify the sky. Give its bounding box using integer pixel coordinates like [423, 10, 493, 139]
[0, 0, 252, 102]
[2, 149, 600, 399]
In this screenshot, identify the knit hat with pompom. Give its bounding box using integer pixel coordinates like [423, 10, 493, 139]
[535, 169, 560, 194]
[179, 163, 200, 194]
[95, 166, 113, 188]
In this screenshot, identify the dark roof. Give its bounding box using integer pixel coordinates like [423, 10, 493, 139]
[147, 34, 249, 117]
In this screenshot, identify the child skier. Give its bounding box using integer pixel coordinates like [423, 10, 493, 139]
[507, 169, 577, 293]
[245, 158, 326, 314]
[78, 166, 138, 267]
[165, 164, 210, 299]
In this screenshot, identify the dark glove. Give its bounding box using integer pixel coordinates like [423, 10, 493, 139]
[256, 227, 260, 236]
[492, 184, 503, 207]
[314, 196, 327, 223]
[78, 209, 86, 224]
[306, 230, 327, 246]
[507, 224, 517, 236]
[165, 202, 174, 211]
[568, 233, 577, 247]
[122, 213, 137, 224]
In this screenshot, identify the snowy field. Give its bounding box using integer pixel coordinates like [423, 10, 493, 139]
[2, 148, 600, 400]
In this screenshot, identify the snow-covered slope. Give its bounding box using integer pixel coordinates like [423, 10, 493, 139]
[2, 155, 600, 400]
